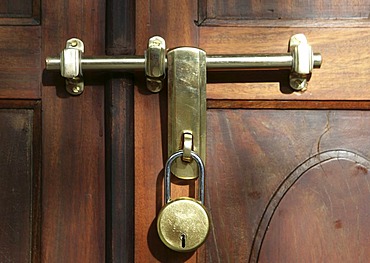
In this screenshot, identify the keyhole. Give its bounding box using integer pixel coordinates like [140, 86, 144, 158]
[181, 234, 186, 248]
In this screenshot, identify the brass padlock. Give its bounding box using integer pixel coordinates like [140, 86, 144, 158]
[157, 150, 210, 252]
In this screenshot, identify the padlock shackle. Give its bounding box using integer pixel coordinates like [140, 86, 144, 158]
[165, 150, 205, 204]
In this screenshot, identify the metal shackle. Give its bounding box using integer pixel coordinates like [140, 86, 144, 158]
[164, 150, 205, 204]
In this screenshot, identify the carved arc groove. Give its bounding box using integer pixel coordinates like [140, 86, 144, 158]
[249, 149, 370, 262]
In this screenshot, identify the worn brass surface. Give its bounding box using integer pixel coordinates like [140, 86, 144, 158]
[167, 47, 206, 179]
[157, 197, 210, 252]
[181, 132, 193, 163]
[46, 53, 322, 71]
[289, 34, 314, 91]
[145, 36, 166, 92]
[60, 38, 84, 95]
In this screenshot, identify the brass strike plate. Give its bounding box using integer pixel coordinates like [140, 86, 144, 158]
[167, 47, 206, 179]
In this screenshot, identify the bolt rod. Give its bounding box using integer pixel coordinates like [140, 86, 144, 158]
[46, 53, 322, 71]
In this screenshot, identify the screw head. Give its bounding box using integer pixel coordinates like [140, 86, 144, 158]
[66, 80, 84, 95]
[289, 76, 308, 91]
[72, 86, 81, 93]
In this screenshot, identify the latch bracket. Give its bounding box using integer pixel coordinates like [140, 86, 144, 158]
[167, 47, 207, 179]
[60, 38, 84, 95]
[289, 34, 314, 91]
[145, 36, 166, 92]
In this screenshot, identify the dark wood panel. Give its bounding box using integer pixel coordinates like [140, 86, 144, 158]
[106, 0, 135, 55]
[105, 1, 135, 262]
[207, 0, 369, 19]
[204, 109, 370, 261]
[0, 0, 40, 25]
[0, 101, 41, 262]
[136, 0, 199, 53]
[0, 27, 41, 98]
[41, 0, 106, 261]
[200, 27, 370, 101]
[199, 0, 370, 26]
[258, 153, 370, 262]
[0, 0, 32, 16]
[207, 100, 370, 110]
[105, 76, 134, 263]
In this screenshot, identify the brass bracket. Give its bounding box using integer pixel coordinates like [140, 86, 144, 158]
[60, 38, 84, 95]
[167, 47, 207, 179]
[59, 37, 166, 95]
[181, 132, 193, 163]
[289, 34, 314, 91]
[145, 36, 166, 92]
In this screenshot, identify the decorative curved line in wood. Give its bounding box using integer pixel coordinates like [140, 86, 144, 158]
[249, 149, 370, 263]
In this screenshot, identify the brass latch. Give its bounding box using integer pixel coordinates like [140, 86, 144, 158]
[46, 34, 322, 178]
[167, 47, 207, 179]
[46, 34, 321, 94]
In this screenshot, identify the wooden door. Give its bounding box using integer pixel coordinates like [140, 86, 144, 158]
[2, 0, 369, 262]
[135, 0, 370, 262]
[0, 0, 134, 262]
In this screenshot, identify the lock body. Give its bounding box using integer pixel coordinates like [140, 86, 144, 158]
[157, 150, 210, 252]
[157, 197, 210, 252]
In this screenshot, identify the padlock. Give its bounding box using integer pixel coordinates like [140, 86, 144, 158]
[157, 150, 210, 252]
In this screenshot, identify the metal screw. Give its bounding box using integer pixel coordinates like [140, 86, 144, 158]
[72, 86, 81, 93]
[70, 40, 78, 47]
[146, 78, 162, 93]
[66, 80, 84, 95]
[290, 77, 307, 92]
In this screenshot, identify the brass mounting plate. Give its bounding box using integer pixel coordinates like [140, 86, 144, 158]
[167, 47, 206, 179]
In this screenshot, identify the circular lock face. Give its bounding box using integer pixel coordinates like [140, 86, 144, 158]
[157, 197, 210, 252]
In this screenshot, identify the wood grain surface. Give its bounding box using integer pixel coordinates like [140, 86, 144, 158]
[0, 27, 41, 98]
[201, 27, 370, 101]
[205, 109, 370, 262]
[255, 151, 370, 262]
[199, 0, 370, 27]
[105, 1, 135, 262]
[0, 0, 40, 25]
[105, 76, 134, 263]
[203, 0, 370, 20]
[41, 0, 106, 262]
[0, 100, 41, 262]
